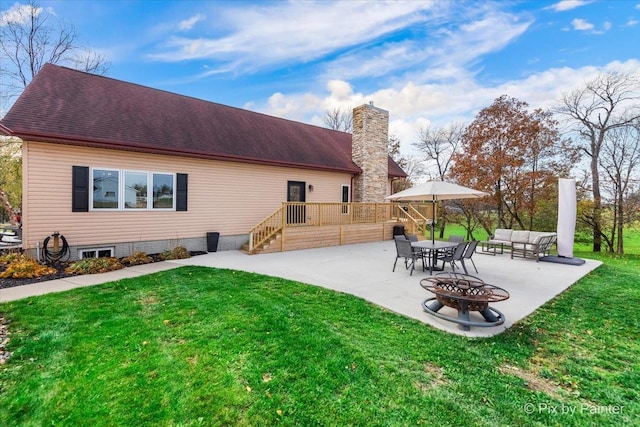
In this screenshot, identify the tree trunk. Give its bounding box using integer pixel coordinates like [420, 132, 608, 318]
[496, 180, 504, 228]
[617, 187, 624, 254]
[590, 153, 602, 252]
[529, 171, 536, 230]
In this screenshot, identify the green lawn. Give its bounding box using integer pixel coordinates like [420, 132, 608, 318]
[1, 254, 638, 425]
[441, 224, 640, 255]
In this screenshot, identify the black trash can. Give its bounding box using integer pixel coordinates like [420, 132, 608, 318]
[206, 232, 220, 252]
[393, 225, 405, 238]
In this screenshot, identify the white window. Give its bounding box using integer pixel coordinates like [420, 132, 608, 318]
[91, 168, 175, 211]
[93, 169, 119, 209]
[79, 247, 114, 259]
[152, 173, 174, 209]
[125, 171, 148, 209]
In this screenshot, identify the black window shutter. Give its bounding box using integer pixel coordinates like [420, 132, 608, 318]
[176, 173, 188, 211]
[72, 166, 89, 212]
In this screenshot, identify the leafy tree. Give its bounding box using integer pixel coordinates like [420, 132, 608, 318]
[556, 70, 640, 252]
[451, 95, 565, 233]
[0, 138, 21, 223]
[518, 108, 577, 230]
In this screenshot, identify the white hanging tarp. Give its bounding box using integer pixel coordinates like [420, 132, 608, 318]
[557, 178, 577, 257]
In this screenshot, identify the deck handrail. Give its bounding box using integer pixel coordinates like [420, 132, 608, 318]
[393, 204, 419, 235]
[248, 202, 434, 253]
[393, 203, 433, 236]
[407, 204, 430, 236]
[249, 207, 284, 253]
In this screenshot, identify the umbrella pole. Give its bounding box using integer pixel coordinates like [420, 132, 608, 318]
[431, 221, 435, 244]
[432, 196, 435, 244]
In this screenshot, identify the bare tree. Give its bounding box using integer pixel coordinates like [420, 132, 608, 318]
[413, 122, 464, 180]
[0, 0, 109, 222]
[323, 106, 353, 133]
[599, 123, 640, 253]
[412, 122, 465, 237]
[388, 134, 423, 192]
[0, 0, 109, 106]
[556, 70, 640, 252]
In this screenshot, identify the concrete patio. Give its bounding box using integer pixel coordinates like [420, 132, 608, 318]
[0, 241, 601, 337]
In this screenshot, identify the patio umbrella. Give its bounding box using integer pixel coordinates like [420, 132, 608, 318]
[385, 180, 489, 243]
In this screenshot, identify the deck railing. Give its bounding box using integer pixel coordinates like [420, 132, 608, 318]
[248, 207, 284, 253]
[248, 202, 434, 253]
[283, 202, 397, 227]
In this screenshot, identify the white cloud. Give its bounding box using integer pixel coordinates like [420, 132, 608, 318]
[571, 18, 611, 34]
[323, 41, 424, 81]
[179, 14, 205, 31]
[626, 19, 639, 27]
[571, 18, 594, 31]
[547, 1, 589, 12]
[326, 80, 354, 100]
[322, 9, 531, 85]
[150, 0, 436, 70]
[256, 59, 640, 156]
[0, 3, 41, 26]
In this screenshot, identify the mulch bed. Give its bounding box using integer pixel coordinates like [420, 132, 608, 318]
[0, 251, 206, 290]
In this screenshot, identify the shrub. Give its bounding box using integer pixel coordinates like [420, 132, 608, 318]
[158, 246, 191, 261]
[65, 257, 124, 275]
[121, 251, 153, 266]
[0, 252, 25, 266]
[0, 255, 57, 279]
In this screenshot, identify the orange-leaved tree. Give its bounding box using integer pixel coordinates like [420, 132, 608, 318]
[450, 95, 568, 233]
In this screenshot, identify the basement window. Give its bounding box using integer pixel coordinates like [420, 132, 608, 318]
[78, 247, 115, 259]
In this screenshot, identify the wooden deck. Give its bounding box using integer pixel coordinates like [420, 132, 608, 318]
[247, 202, 433, 254]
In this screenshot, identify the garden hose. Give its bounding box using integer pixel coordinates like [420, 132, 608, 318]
[43, 232, 70, 263]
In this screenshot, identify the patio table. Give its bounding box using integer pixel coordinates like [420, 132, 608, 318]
[411, 240, 459, 274]
[420, 272, 510, 331]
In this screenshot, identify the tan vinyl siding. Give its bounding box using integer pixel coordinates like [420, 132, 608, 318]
[22, 141, 355, 250]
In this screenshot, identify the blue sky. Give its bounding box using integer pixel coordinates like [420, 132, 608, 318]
[2, 0, 640, 152]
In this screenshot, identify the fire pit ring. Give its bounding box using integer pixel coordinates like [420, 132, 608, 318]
[420, 272, 510, 331]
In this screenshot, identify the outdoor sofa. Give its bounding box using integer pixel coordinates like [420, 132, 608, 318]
[482, 228, 557, 261]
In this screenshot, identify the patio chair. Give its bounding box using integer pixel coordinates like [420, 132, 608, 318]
[461, 240, 479, 274]
[404, 233, 428, 260]
[436, 234, 464, 262]
[393, 237, 423, 276]
[406, 233, 419, 242]
[439, 241, 468, 273]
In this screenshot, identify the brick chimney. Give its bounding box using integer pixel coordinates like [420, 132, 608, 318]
[352, 102, 389, 203]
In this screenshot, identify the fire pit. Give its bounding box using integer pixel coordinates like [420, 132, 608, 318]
[420, 272, 510, 331]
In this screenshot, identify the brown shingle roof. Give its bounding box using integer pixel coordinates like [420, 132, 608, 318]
[1, 64, 406, 177]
